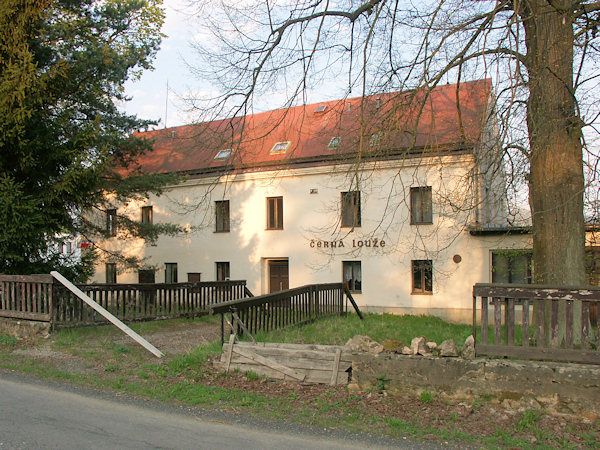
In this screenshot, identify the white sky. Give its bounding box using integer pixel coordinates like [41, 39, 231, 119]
[121, 0, 201, 129]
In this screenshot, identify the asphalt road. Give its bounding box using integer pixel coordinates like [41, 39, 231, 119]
[0, 372, 439, 449]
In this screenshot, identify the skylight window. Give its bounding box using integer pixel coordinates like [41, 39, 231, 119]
[315, 105, 326, 113]
[214, 149, 232, 160]
[270, 141, 290, 154]
[328, 136, 341, 149]
[369, 133, 381, 146]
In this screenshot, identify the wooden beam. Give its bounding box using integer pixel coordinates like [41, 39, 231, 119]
[0, 310, 51, 321]
[232, 345, 306, 381]
[225, 334, 236, 373]
[330, 348, 342, 386]
[51, 271, 164, 358]
[476, 344, 600, 365]
[232, 312, 255, 343]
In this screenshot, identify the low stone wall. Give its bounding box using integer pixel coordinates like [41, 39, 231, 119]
[0, 318, 51, 340]
[350, 353, 600, 419]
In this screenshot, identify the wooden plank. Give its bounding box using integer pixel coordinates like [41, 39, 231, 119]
[522, 299, 529, 347]
[225, 334, 236, 373]
[507, 298, 515, 345]
[476, 344, 600, 365]
[474, 283, 600, 301]
[535, 298, 545, 347]
[225, 362, 349, 385]
[565, 300, 573, 348]
[225, 352, 351, 372]
[51, 271, 164, 358]
[232, 312, 255, 343]
[494, 298, 501, 344]
[0, 310, 51, 321]
[582, 301, 590, 348]
[232, 345, 306, 381]
[481, 296, 488, 345]
[0, 274, 53, 283]
[330, 349, 342, 386]
[551, 299, 559, 348]
[236, 341, 350, 354]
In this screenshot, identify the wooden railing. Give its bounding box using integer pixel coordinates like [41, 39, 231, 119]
[0, 274, 251, 328]
[0, 274, 54, 322]
[473, 283, 600, 364]
[53, 280, 250, 327]
[210, 283, 363, 343]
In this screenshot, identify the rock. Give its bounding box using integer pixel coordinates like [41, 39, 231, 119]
[461, 335, 475, 359]
[382, 339, 403, 353]
[367, 340, 384, 354]
[345, 335, 383, 354]
[439, 339, 459, 357]
[411, 336, 429, 356]
[426, 341, 438, 352]
[347, 383, 361, 393]
[401, 346, 412, 355]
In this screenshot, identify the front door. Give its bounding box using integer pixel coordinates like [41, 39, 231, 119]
[269, 260, 289, 293]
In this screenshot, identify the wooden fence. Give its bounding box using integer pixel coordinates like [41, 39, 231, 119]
[0, 274, 54, 322]
[210, 283, 363, 343]
[473, 283, 600, 364]
[0, 274, 250, 328]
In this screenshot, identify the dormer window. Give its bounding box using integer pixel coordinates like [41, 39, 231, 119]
[214, 149, 232, 160]
[315, 105, 326, 113]
[328, 136, 341, 149]
[369, 132, 381, 146]
[270, 141, 290, 154]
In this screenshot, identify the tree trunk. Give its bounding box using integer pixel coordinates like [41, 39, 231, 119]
[521, 1, 585, 345]
[522, 1, 585, 286]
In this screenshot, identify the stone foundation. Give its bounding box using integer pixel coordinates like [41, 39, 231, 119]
[0, 318, 51, 340]
[351, 352, 600, 419]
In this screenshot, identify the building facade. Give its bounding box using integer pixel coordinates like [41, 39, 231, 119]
[93, 80, 533, 323]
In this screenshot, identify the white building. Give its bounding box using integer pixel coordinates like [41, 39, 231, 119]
[94, 80, 533, 323]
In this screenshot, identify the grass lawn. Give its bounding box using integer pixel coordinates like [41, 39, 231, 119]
[254, 313, 473, 347]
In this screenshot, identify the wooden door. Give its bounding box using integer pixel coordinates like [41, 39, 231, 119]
[269, 260, 289, 293]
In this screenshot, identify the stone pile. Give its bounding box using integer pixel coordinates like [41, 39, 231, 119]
[345, 334, 475, 359]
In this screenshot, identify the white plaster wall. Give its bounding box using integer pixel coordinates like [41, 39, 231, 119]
[93, 155, 531, 323]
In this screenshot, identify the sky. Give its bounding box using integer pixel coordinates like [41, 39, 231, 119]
[120, 0, 201, 129]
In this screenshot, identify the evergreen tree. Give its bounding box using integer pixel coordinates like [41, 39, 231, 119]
[0, 0, 178, 281]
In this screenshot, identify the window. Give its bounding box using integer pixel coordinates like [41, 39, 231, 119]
[266, 196, 283, 230]
[187, 272, 202, 283]
[62, 242, 72, 254]
[341, 191, 361, 228]
[270, 141, 290, 154]
[491, 251, 532, 284]
[106, 209, 117, 236]
[141, 206, 153, 224]
[165, 263, 178, 283]
[410, 186, 433, 224]
[214, 149, 232, 160]
[315, 105, 326, 113]
[106, 263, 117, 284]
[328, 136, 341, 149]
[343, 261, 362, 293]
[412, 260, 433, 294]
[216, 262, 230, 281]
[138, 269, 155, 284]
[215, 200, 230, 232]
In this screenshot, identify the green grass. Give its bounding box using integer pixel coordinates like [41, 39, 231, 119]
[0, 334, 18, 346]
[254, 313, 473, 347]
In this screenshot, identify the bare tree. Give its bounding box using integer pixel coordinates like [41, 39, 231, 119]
[186, 0, 600, 289]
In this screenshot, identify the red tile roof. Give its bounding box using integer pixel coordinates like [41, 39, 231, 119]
[129, 79, 491, 176]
